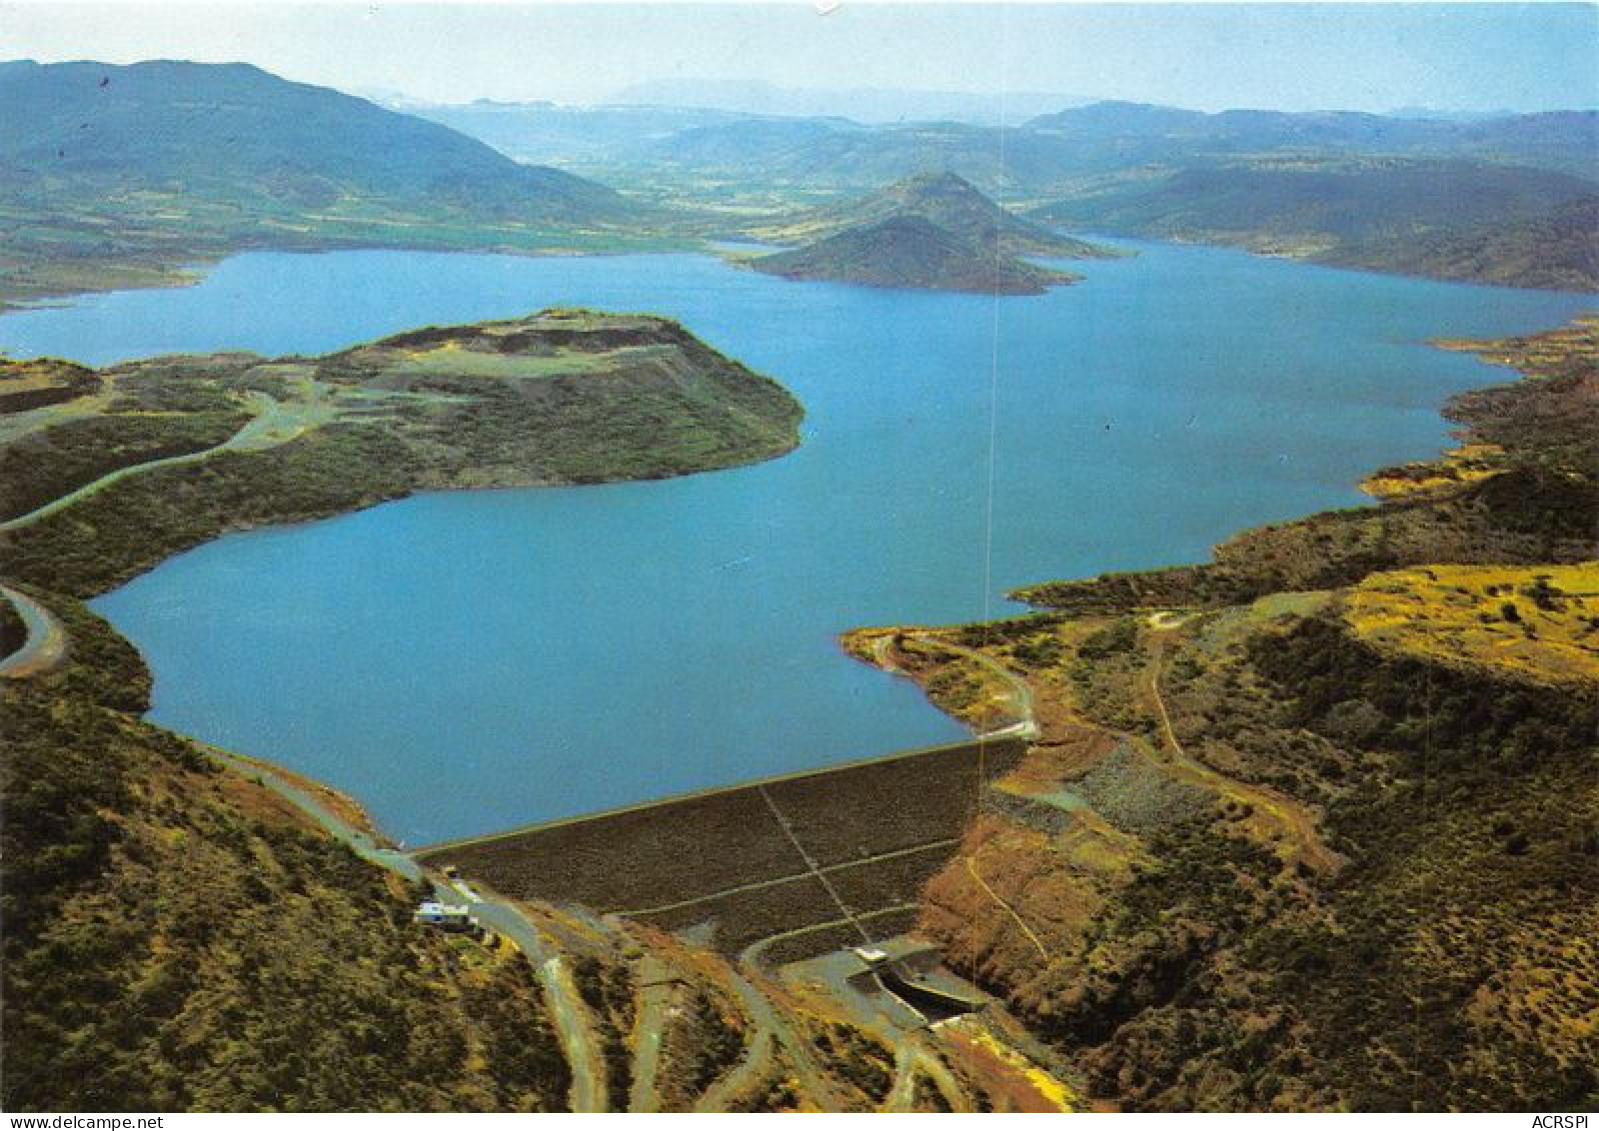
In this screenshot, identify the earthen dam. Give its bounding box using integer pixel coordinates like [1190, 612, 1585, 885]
[418, 736, 1026, 965]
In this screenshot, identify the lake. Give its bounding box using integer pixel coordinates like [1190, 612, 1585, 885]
[2, 242, 1588, 844]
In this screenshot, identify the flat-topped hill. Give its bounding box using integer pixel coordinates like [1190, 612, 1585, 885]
[0, 309, 803, 595]
[751, 215, 1073, 295]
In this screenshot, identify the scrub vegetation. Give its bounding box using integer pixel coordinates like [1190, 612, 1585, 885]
[0, 309, 803, 596]
[3, 50, 1595, 1112]
[0, 599, 574, 1111]
[851, 319, 1599, 1110]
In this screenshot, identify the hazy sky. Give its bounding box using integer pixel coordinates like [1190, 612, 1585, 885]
[1, 3, 1595, 113]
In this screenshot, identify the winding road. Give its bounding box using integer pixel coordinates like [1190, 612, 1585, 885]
[627, 956, 678, 1112]
[1143, 625, 1342, 877]
[3, 391, 1057, 1112]
[693, 1022, 775, 1113]
[874, 633, 1040, 740]
[0, 585, 67, 679]
[724, 964, 845, 1111]
[187, 742, 611, 1111]
[0, 389, 333, 533]
[883, 1039, 970, 1112]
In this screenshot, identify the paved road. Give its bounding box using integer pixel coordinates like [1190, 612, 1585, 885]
[627, 956, 678, 1112]
[538, 954, 609, 1113]
[883, 1040, 971, 1111]
[203, 741, 608, 1112]
[885, 1043, 920, 1111]
[0, 585, 67, 679]
[205, 744, 424, 879]
[909, 1041, 973, 1112]
[745, 965, 847, 1111]
[694, 1021, 775, 1113]
[739, 903, 919, 970]
[0, 391, 332, 533]
[876, 633, 1039, 740]
[918, 636, 1040, 741]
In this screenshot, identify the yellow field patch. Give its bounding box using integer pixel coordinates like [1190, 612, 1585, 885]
[952, 1023, 1076, 1112]
[1346, 563, 1599, 687]
[1360, 442, 1507, 500]
[386, 342, 673, 382]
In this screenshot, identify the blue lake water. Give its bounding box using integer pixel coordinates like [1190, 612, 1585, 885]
[2, 243, 1588, 844]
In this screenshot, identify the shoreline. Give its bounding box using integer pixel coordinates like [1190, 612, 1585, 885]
[0, 308, 805, 599]
[0, 232, 713, 314]
[3, 295, 1588, 855]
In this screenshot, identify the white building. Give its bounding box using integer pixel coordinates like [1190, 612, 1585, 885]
[413, 900, 477, 932]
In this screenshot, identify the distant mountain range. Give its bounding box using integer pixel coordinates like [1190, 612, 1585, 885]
[410, 97, 1596, 295]
[1026, 99, 1597, 169]
[403, 92, 1596, 190]
[1, 58, 1593, 300]
[605, 78, 1087, 126]
[398, 99, 753, 169]
[623, 100, 1599, 190]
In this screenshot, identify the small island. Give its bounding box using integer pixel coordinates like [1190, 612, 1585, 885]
[752, 214, 1075, 294]
[0, 309, 804, 595]
[748, 171, 1115, 294]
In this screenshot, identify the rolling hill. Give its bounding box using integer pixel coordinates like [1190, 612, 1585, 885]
[1336, 196, 1599, 292]
[0, 60, 645, 306]
[627, 102, 1599, 197]
[1032, 158, 1599, 290]
[1024, 102, 1599, 179]
[0, 60, 627, 220]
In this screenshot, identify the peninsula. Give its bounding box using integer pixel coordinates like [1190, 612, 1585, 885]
[0, 312, 1076, 1113]
[0, 309, 804, 595]
[4, 309, 1592, 1113]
